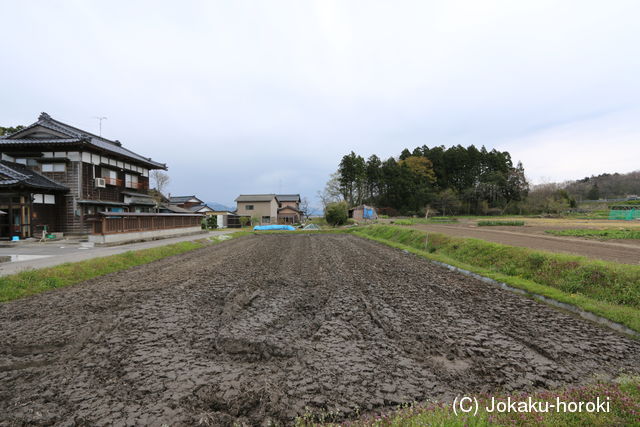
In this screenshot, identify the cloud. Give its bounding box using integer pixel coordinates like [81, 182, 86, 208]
[502, 109, 640, 184]
[1, 0, 639, 207]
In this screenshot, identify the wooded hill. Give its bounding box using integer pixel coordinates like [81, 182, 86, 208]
[330, 145, 528, 216]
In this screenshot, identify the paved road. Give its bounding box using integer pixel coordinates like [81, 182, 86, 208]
[0, 229, 236, 276]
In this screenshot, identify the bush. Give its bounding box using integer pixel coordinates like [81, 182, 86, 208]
[205, 215, 217, 229]
[325, 202, 348, 226]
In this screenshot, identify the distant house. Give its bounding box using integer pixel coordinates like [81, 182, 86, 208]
[235, 194, 302, 224]
[169, 195, 214, 215]
[211, 210, 238, 228]
[0, 112, 166, 238]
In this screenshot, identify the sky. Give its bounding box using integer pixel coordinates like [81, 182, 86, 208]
[1, 0, 639, 208]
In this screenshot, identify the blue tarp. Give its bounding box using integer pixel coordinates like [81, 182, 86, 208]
[363, 207, 375, 219]
[253, 225, 296, 231]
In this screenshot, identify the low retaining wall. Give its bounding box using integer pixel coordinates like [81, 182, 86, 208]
[88, 226, 205, 246]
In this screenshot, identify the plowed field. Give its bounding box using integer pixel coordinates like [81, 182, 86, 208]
[1, 234, 638, 426]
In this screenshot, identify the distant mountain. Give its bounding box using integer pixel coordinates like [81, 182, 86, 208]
[206, 201, 234, 212]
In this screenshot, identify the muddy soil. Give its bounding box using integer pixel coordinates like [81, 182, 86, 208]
[409, 223, 640, 265]
[1, 234, 639, 426]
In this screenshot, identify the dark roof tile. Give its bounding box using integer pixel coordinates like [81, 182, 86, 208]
[0, 161, 69, 191]
[0, 113, 166, 169]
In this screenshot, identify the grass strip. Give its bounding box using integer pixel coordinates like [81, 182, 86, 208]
[547, 228, 640, 240]
[393, 218, 458, 225]
[477, 220, 525, 226]
[0, 233, 244, 302]
[352, 225, 640, 333]
[296, 376, 640, 426]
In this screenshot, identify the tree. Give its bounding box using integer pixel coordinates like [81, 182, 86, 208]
[501, 161, 529, 212]
[299, 197, 311, 221]
[399, 156, 436, 182]
[205, 215, 217, 229]
[587, 184, 600, 200]
[325, 201, 348, 226]
[150, 170, 170, 211]
[318, 172, 343, 208]
[338, 152, 366, 206]
[365, 154, 382, 203]
[0, 125, 25, 137]
[433, 189, 461, 216]
[332, 145, 524, 216]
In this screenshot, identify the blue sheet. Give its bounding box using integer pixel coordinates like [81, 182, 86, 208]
[253, 225, 296, 231]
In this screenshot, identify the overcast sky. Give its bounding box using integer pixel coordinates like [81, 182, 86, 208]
[1, 0, 639, 207]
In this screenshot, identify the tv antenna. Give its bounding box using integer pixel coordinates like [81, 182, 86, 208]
[93, 116, 107, 136]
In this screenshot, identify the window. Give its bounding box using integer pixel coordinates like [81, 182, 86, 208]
[262, 216, 271, 223]
[101, 169, 118, 185]
[32, 194, 55, 204]
[15, 158, 27, 165]
[42, 163, 66, 172]
[125, 174, 138, 188]
[245, 204, 254, 210]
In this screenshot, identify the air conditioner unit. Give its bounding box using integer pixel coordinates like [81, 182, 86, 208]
[94, 178, 106, 188]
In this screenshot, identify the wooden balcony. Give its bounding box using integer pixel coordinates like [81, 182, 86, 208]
[100, 177, 148, 190]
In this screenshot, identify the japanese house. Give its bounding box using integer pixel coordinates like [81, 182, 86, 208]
[0, 112, 167, 238]
[235, 194, 302, 224]
[169, 195, 214, 215]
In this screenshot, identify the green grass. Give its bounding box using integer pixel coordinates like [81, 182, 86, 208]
[547, 228, 640, 240]
[0, 233, 245, 302]
[564, 210, 610, 219]
[352, 225, 640, 333]
[393, 217, 459, 225]
[477, 220, 525, 226]
[297, 377, 640, 426]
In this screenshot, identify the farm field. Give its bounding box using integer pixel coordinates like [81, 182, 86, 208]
[1, 234, 639, 425]
[394, 217, 640, 264]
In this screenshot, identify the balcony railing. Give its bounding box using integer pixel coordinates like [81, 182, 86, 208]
[99, 178, 148, 190]
[88, 212, 203, 235]
[103, 177, 121, 186]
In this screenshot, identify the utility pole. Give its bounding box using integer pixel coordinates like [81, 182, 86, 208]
[93, 116, 107, 136]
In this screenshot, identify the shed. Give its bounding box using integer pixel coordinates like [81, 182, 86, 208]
[348, 204, 378, 221]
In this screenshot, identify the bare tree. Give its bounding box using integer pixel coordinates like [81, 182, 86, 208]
[317, 172, 343, 209]
[150, 170, 170, 211]
[151, 170, 170, 194]
[299, 197, 311, 221]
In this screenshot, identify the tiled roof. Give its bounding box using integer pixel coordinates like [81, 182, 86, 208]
[128, 197, 156, 206]
[235, 194, 276, 202]
[276, 194, 301, 202]
[0, 112, 166, 169]
[121, 190, 154, 198]
[76, 199, 127, 206]
[161, 204, 192, 213]
[0, 161, 68, 191]
[169, 195, 201, 203]
[187, 204, 213, 212]
[0, 138, 83, 144]
[278, 206, 301, 213]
